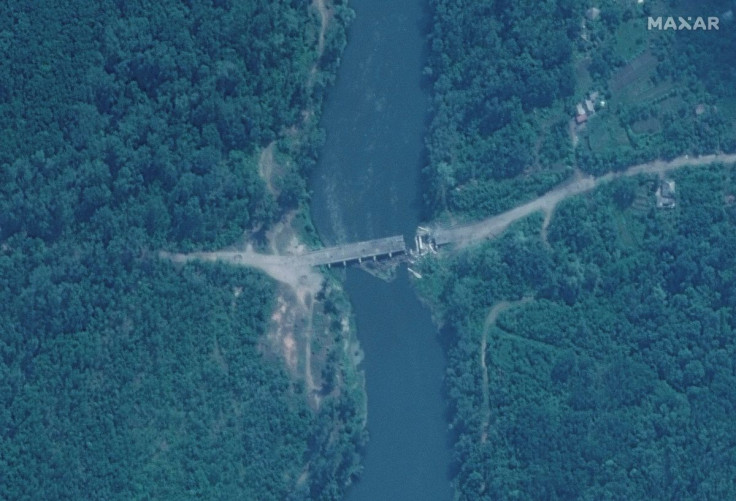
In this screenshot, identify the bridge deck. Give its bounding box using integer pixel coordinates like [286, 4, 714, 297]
[430, 228, 455, 247]
[301, 235, 406, 267]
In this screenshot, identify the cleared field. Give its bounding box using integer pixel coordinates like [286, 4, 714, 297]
[585, 118, 631, 151]
[631, 117, 662, 135]
[613, 19, 649, 62]
[609, 52, 657, 96]
[574, 57, 594, 96]
[608, 52, 676, 106]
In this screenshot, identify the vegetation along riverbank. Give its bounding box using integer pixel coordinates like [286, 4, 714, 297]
[417, 0, 736, 498]
[0, 1, 367, 499]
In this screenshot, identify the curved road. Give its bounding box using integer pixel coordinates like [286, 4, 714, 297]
[161, 153, 736, 280]
[432, 153, 736, 247]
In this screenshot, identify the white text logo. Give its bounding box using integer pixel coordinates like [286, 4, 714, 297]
[647, 16, 720, 30]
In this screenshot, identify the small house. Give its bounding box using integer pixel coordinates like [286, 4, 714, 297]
[656, 179, 676, 208]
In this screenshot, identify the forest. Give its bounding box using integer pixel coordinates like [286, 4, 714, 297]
[423, 0, 585, 220]
[423, 0, 736, 220]
[416, 166, 736, 499]
[419, 0, 736, 499]
[0, 1, 362, 499]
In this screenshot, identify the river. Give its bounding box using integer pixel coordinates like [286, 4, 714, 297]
[309, 1, 452, 500]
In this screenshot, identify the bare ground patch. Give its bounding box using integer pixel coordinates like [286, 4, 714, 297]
[312, 0, 333, 59]
[258, 141, 280, 197]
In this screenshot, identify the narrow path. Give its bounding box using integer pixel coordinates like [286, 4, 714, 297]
[305, 0, 332, 91]
[312, 0, 331, 59]
[480, 299, 531, 444]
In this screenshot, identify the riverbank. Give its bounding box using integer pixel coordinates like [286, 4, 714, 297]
[248, 1, 369, 494]
[307, 1, 454, 499]
[413, 160, 736, 498]
[0, 2, 364, 499]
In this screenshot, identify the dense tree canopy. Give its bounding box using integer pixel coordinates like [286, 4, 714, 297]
[416, 166, 736, 499]
[423, 0, 736, 219]
[423, 0, 584, 219]
[418, 2, 736, 498]
[0, 0, 361, 499]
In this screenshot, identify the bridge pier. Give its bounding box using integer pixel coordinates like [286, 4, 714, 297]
[300, 235, 407, 268]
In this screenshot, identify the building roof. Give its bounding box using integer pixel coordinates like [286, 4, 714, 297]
[661, 179, 676, 197]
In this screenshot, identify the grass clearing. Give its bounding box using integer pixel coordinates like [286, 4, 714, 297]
[631, 117, 662, 135]
[585, 118, 631, 151]
[574, 57, 594, 96]
[607, 51, 676, 109]
[614, 19, 649, 62]
[609, 52, 657, 97]
[613, 212, 636, 248]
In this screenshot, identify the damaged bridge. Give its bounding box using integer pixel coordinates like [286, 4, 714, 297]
[302, 235, 407, 267]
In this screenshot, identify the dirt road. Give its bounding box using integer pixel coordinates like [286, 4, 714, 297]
[434, 153, 736, 248]
[159, 246, 323, 306]
[312, 0, 331, 58]
[161, 153, 736, 284]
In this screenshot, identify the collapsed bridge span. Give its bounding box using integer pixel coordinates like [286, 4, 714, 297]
[162, 152, 736, 280]
[303, 235, 407, 267]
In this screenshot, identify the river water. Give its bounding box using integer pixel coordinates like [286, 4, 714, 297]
[309, 1, 452, 500]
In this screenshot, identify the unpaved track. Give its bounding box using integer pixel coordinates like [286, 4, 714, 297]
[479, 299, 531, 444]
[159, 247, 323, 306]
[312, 0, 331, 58]
[160, 153, 736, 285]
[435, 153, 736, 248]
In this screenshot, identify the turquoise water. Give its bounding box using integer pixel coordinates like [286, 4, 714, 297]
[310, 1, 453, 499]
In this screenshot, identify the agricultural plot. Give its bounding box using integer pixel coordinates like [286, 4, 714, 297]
[582, 51, 684, 156]
[630, 117, 662, 135]
[613, 19, 649, 62]
[585, 117, 631, 151]
[608, 52, 667, 104]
